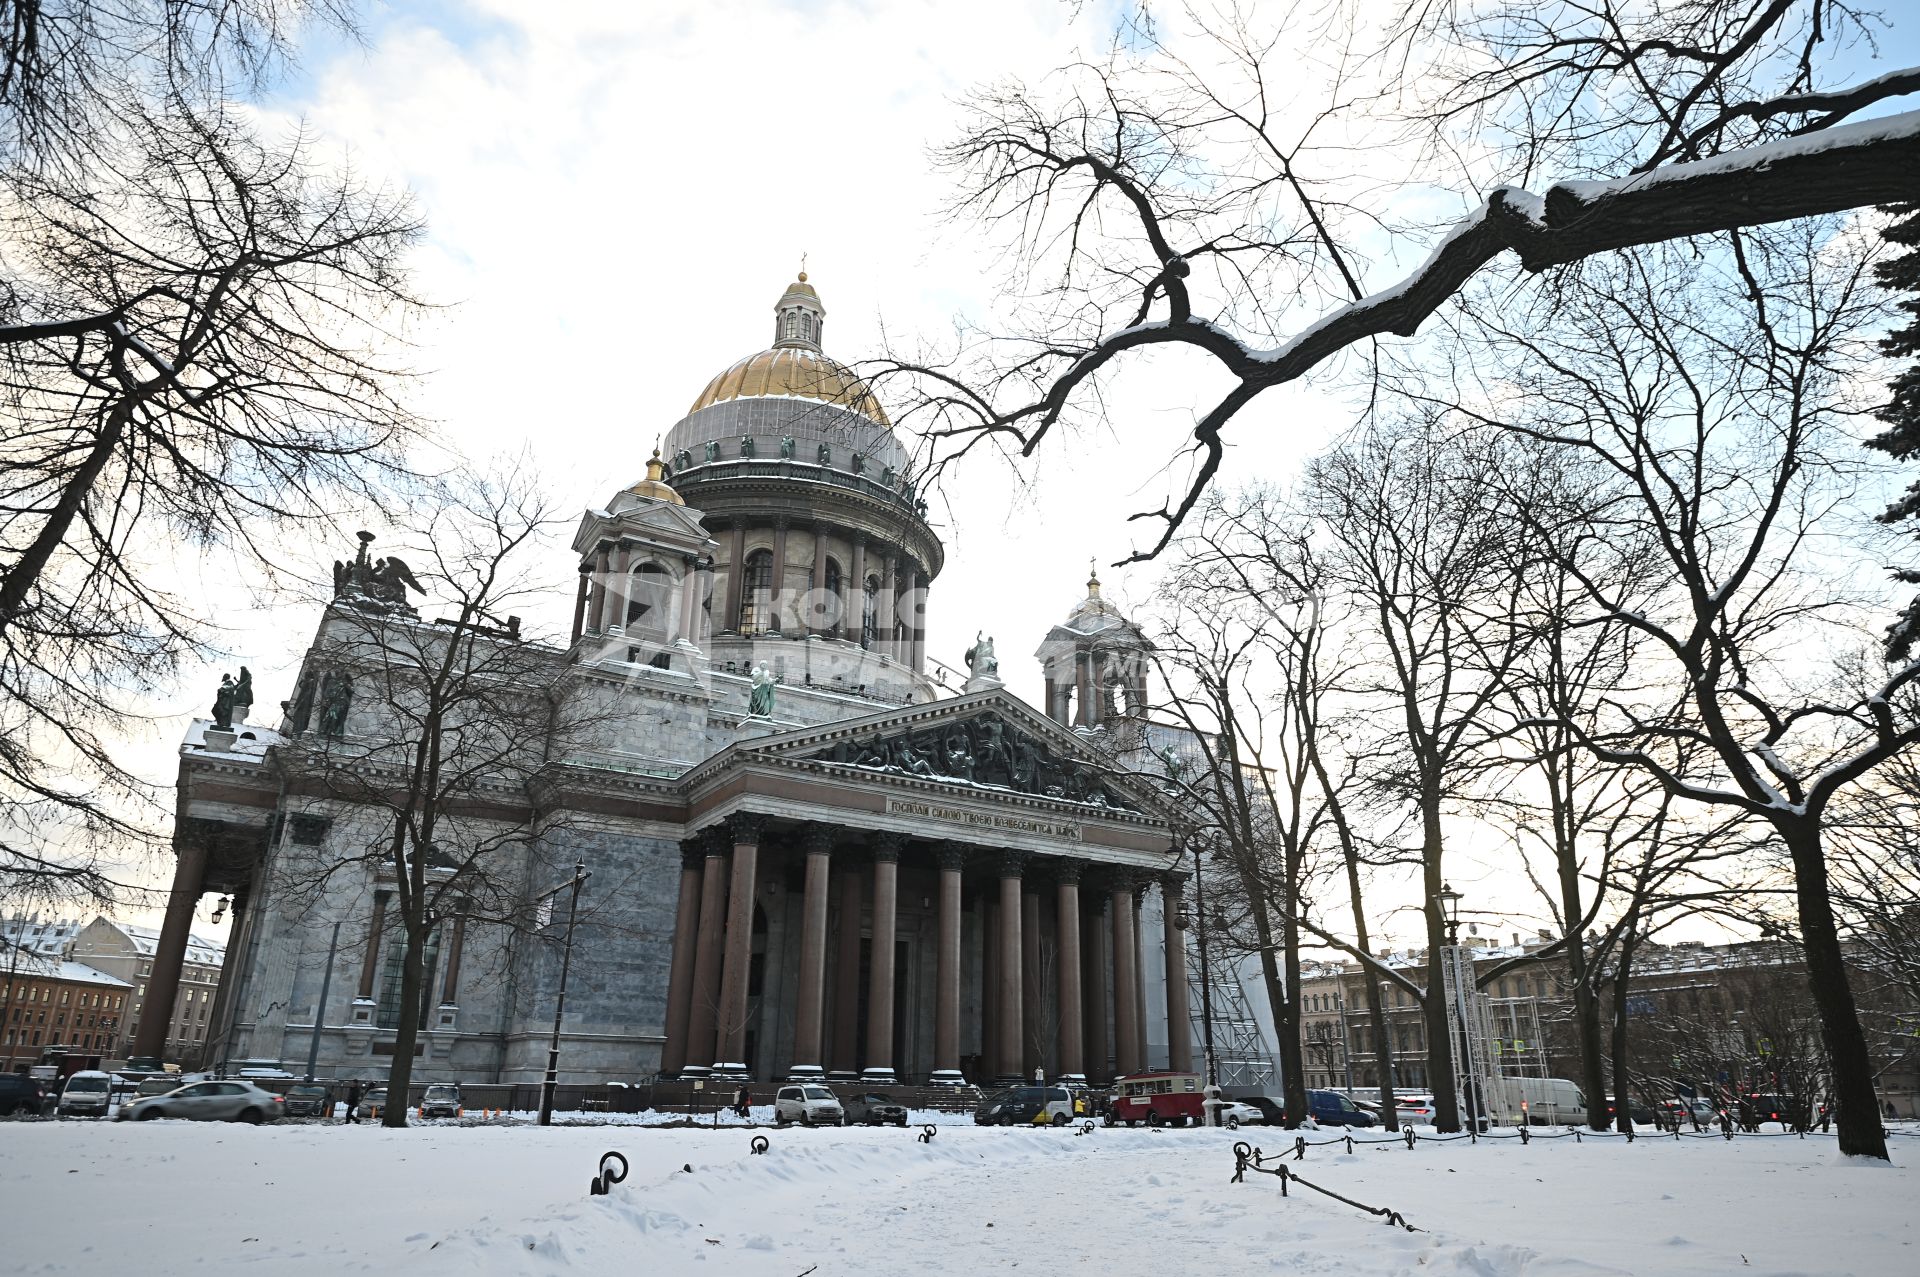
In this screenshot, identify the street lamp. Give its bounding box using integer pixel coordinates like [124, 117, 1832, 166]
[1437, 882, 1462, 945]
[537, 862, 591, 1127]
[1433, 882, 1481, 1134]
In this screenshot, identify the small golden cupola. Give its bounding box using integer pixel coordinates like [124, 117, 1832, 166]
[624, 446, 686, 505]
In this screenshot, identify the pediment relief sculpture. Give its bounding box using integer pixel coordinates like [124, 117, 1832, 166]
[804, 712, 1135, 811]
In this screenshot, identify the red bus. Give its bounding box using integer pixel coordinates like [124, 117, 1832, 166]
[1107, 1071, 1206, 1127]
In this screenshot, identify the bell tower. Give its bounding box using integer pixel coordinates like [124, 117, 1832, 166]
[771, 270, 825, 352]
[1035, 564, 1153, 729]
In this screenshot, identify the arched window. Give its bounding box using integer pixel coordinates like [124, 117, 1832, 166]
[824, 558, 843, 637]
[627, 561, 672, 634]
[737, 549, 775, 633]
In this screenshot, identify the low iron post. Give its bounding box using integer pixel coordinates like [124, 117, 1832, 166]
[303, 920, 343, 1082]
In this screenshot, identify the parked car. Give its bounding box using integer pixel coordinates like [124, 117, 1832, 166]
[1287, 1089, 1376, 1127]
[281, 1083, 333, 1118]
[1394, 1095, 1438, 1125]
[354, 1087, 392, 1121]
[0, 1073, 48, 1116]
[56, 1070, 113, 1118]
[773, 1084, 844, 1127]
[1483, 1076, 1587, 1126]
[1218, 1100, 1269, 1129]
[1603, 1095, 1658, 1126]
[418, 1083, 464, 1119]
[844, 1091, 910, 1127]
[129, 1076, 185, 1104]
[1738, 1093, 1806, 1128]
[117, 1079, 285, 1123]
[978, 1084, 1074, 1127]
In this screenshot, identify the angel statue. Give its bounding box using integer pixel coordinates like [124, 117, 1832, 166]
[963, 631, 998, 678]
[748, 661, 777, 717]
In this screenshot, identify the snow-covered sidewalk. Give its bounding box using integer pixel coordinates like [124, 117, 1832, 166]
[2, 1119, 1909, 1275]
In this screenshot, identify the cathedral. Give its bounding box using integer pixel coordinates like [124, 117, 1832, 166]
[150, 275, 1199, 1089]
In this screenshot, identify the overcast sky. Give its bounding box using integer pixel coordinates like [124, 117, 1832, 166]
[84, 1, 1920, 952]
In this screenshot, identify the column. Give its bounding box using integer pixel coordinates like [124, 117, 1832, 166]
[660, 843, 705, 1077]
[789, 824, 833, 1080]
[1021, 881, 1042, 1078]
[808, 525, 830, 636]
[850, 535, 868, 647]
[769, 517, 791, 632]
[715, 812, 763, 1077]
[570, 561, 592, 644]
[605, 540, 633, 636]
[677, 554, 702, 646]
[909, 571, 928, 671]
[879, 553, 897, 658]
[1133, 884, 1150, 1070]
[724, 520, 746, 631]
[829, 866, 863, 1079]
[133, 837, 209, 1061]
[863, 832, 902, 1082]
[1056, 863, 1085, 1082]
[1163, 873, 1194, 1073]
[586, 543, 611, 636]
[1074, 650, 1093, 726]
[1081, 897, 1107, 1082]
[981, 894, 1000, 1081]
[996, 853, 1026, 1083]
[932, 842, 966, 1084]
[356, 889, 389, 1000]
[439, 902, 468, 1005]
[682, 830, 731, 1075]
[1110, 877, 1140, 1077]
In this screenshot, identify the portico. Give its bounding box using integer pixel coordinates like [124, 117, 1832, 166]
[658, 689, 1191, 1086]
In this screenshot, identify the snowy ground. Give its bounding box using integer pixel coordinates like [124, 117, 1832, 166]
[2, 1116, 1911, 1276]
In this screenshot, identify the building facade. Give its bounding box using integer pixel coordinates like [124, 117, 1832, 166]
[0, 944, 131, 1071]
[149, 274, 1202, 1087]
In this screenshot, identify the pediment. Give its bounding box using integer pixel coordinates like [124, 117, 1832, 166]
[571, 501, 715, 557]
[743, 690, 1171, 817]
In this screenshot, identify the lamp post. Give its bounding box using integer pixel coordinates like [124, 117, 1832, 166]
[537, 862, 591, 1128]
[1183, 841, 1220, 1093]
[1434, 882, 1482, 1134]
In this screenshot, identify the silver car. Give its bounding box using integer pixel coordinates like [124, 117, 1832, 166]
[118, 1079, 285, 1123]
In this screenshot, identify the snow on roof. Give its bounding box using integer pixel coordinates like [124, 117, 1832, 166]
[182, 716, 286, 760]
[0, 915, 86, 955]
[0, 943, 132, 987]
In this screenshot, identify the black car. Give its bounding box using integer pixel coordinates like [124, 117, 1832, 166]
[973, 1085, 1072, 1127]
[0, 1073, 48, 1116]
[281, 1083, 333, 1118]
[844, 1091, 911, 1126]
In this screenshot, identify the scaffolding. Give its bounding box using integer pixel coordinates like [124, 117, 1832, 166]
[1192, 963, 1278, 1089]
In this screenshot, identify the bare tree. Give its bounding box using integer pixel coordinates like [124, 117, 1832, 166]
[0, 97, 425, 900]
[273, 472, 584, 1126]
[1422, 224, 1913, 1157]
[884, 0, 1920, 558]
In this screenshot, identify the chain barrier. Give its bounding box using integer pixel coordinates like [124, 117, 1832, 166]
[749, 1135, 770, 1156]
[588, 1150, 628, 1197]
[917, 1124, 937, 1144]
[1222, 1122, 1871, 1154]
[1076, 1120, 1097, 1137]
[1231, 1142, 1420, 1233]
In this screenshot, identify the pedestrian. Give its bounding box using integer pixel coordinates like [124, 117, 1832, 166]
[1818, 1102, 1832, 1133]
[1887, 1100, 1899, 1121]
[734, 1084, 751, 1121]
[343, 1079, 362, 1124]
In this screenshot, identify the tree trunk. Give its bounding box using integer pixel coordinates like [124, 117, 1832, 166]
[1554, 847, 1610, 1129]
[1245, 885, 1306, 1129]
[0, 397, 134, 623]
[1779, 818, 1889, 1160]
[1420, 794, 1460, 1132]
[1280, 852, 1309, 1129]
[1339, 834, 1397, 1130]
[381, 918, 429, 1129]
[1609, 962, 1633, 1137]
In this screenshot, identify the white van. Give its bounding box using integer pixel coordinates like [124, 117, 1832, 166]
[1482, 1075, 1586, 1126]
[56, 1070, 114, 1118]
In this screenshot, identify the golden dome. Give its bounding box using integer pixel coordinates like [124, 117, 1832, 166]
[686, 345, 891, 428]
[624, 447, 685, 505]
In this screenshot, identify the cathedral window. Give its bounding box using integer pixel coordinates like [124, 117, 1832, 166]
[375, 928, 441, 1030]
[737, 549, 775, 633]
[824, 558, 843, 637]
[627, 561, 673, 637]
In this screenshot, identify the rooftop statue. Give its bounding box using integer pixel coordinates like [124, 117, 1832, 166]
[210, 665, 252, 730]
[332, 531, 424, 615]
[964, 632, 998, 678]
[748, 661, 777, 718]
